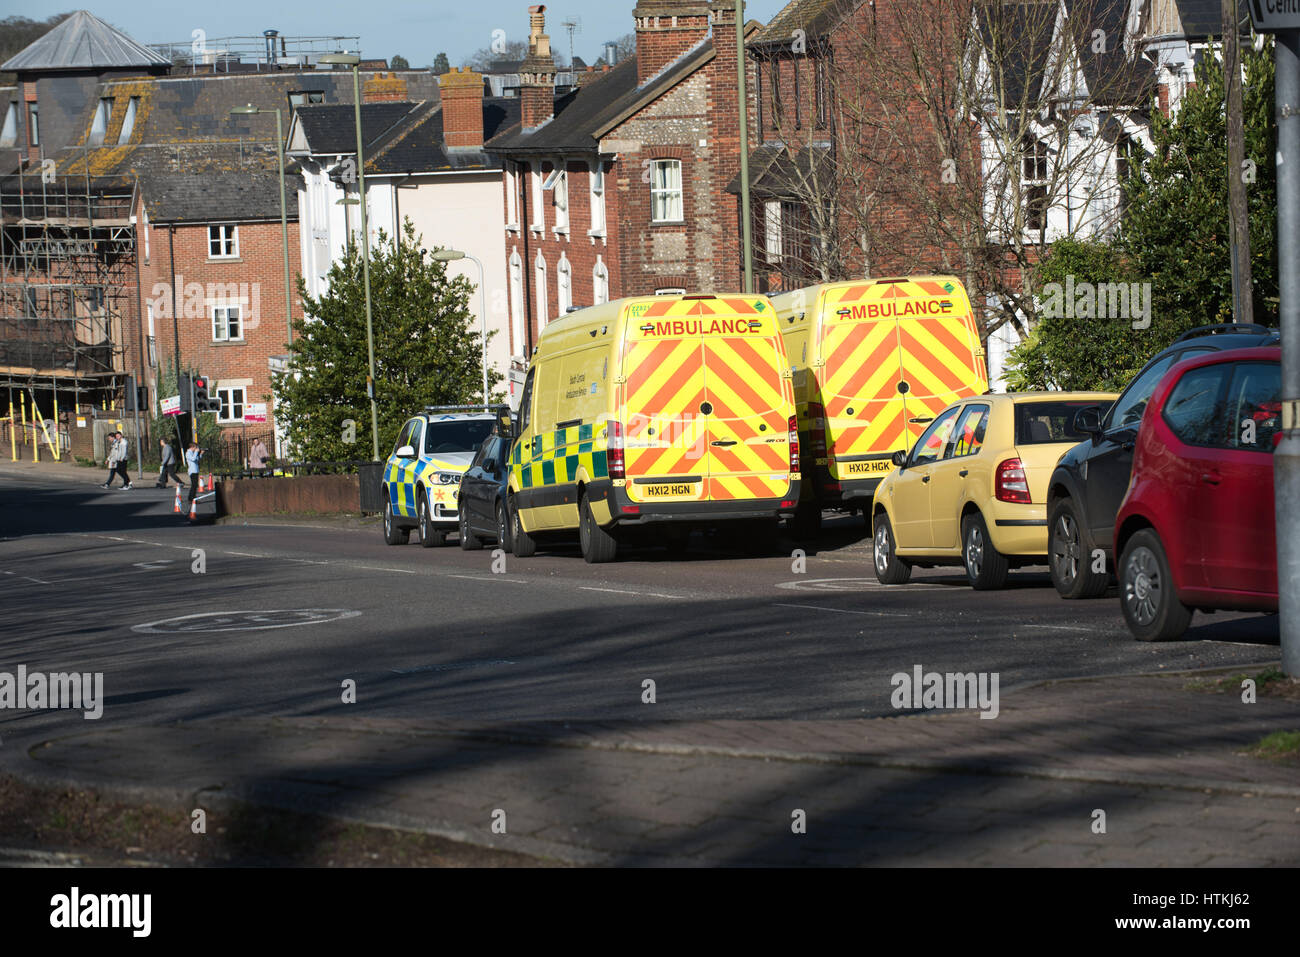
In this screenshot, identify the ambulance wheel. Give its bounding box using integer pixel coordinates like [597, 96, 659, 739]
[962, 512, 1009, 590]
[872, 512, 911, 584]
[383, 499, 409, 546]
[790, 499, 822, 539]
[509, 494, 536, 558]
[457, 505, 481, 550]
[496, 500, 512, 553]
[579, 491, 618, 564]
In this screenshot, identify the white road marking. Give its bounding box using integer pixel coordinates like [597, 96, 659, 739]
[773, 602, 907, 618]
[446, 574, 529, 583]
[579, 586, 683, 599]
[1, 570, 52, 585]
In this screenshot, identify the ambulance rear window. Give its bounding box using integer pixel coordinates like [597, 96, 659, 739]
[1014, 401, 1099, 445]
[424, 419, 494, 454]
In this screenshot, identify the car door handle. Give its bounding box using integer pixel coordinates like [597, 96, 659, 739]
[1201, 472, 1221, 485]
[921, 474, 931, 483]
[710, 439, 738, 447]
[958, 469, 969, 478]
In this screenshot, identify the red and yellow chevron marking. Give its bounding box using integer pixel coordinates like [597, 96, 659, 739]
[619, 297, 792, 503]
[809, 277, 987, 474]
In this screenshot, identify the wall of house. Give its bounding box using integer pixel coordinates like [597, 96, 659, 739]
[137, 217, 301, 437]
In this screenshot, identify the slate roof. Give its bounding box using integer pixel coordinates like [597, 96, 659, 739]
[293, 102, 427, 155]
[1171, 0, 1250, 37]
[724, 143, 834, 197]
[750, 0, 858, 47]
[2, 10, 170, 72]
[487, 40, 716, 155]
[976, 1, 1058, 106]
[367, 98, 520, 173]
[1067, 0, 1154, 105]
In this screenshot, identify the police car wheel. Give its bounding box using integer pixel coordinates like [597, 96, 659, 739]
[458, 505, 482, 550]
[510, 496, 536, 558]
[383, 499, 409, 546]
[962, 512, 1009, 590]
[496, 501, 512, 553]
[579, 492, 617, 564]
[872, 512, 911, 585]
[419, 497, 447, 548]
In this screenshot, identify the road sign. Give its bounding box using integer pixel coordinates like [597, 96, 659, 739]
[244, 402, 268, 423]
[161, 395, 181, 416]
[1250, 0, 1300, 31]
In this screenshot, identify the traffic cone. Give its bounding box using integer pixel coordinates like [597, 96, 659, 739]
[207, 472, 214, 491]
[173, 487, 182, 513]
[197, 474, 205, 493]
[188, 497, 197, 520]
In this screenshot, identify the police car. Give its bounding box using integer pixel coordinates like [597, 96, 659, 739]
[381, 406, 496, 546]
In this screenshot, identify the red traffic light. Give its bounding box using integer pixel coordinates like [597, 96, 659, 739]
[195, 377, 207, 389]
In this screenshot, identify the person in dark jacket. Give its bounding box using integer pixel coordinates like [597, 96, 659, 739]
[155, 437, 183, 488]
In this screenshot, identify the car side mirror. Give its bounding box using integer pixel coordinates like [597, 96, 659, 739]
[891, 449, 908, 468]
[396, 444, 415, 458]
[1073, 407, 1102, 437]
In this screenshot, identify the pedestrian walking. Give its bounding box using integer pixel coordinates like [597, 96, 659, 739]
[185, 441, 204, 506]
[101, 431, 133, 489]
[247, 437, 269, 474]
[155, 437, 183, 488]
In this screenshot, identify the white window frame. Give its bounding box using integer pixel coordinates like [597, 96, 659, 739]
[117, 97, 138, 145]
[530, 163, 544, 233]
[650, 159, 684, 223]
[141, 205, 150, 262]
[1021, 133, 1049, 235]
[544, 163, 568, 235]
[509, 247, 525, 356]
[0, 103, 16, 147]
[557, 252, 572, 314]
[588, 161, 606, 239]
[208, 224, 239, 259]
[764, 200, 783, 263]
[27, 104, 38, 147]
[212, 303, 243, 342]
[593, 255, 609, 305]
[535, 251, 549, 327]
[90, 97, 112, 145]
[217, 386, 246, 423]
[505, 162, 520, 231]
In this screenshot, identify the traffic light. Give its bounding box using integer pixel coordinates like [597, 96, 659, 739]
[178, 373, 192, 412]
[193, 375, 222, 413]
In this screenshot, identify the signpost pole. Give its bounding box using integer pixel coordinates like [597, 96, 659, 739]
[1273, 26, 1300, 676]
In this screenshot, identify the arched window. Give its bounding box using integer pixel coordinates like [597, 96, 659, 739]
[535, 251, 548, 327]
[509, 247, 524, 356]
[593, 256, 609, 305]
[557, 253, 572, 315]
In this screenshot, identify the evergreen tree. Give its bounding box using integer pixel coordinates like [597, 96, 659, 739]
[272, 219, 499, 462]
[432, 51, 450, 74]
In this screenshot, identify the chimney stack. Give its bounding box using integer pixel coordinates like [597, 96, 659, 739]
[362, 72, 409, 102]
[633, 0, 711, 86]
[440, 67, 485, 148]
[520, 4, 557, 129]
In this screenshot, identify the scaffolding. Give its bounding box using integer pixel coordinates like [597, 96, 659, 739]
[0, 167, 137, 460]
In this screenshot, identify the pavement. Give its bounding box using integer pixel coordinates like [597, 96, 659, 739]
[2, 457, 1297, 866]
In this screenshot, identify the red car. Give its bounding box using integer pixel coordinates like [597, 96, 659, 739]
[1114, 346, 1281, 641]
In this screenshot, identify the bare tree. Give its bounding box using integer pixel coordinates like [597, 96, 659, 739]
[751, 0, 1150, 344]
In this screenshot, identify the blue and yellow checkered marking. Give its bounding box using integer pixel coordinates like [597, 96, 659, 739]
[383, 455, 462, 519]
[513, 422, 608, 492]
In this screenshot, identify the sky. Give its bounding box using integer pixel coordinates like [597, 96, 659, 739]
[15, 1, 793, 68]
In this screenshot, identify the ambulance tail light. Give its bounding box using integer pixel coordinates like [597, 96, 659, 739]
[607, 420, 625, 479]
[995, 458, 1031, 504]
[788, 414, 800, 472]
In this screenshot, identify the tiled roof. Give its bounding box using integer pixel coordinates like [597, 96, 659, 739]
[1171, 0, 1250, 37]
[1068, 0, 1154, 105]
[724, 143, 834, 196]
[2, 10, 169, 72]
[293, 102, 427, 155]
[750, 0, 858, 46]
[976, 2, 1057, 106]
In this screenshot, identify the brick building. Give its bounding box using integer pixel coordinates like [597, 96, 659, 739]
[487, 1, 760, 358]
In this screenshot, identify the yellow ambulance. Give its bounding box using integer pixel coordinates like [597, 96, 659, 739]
[770, 276, 988, 532]
[507, 293, 801, 563]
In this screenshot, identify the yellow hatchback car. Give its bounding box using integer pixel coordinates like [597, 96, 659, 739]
[871, 391, 1117, 589]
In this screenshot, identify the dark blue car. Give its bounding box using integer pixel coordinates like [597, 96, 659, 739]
[458, 410, 515, 552]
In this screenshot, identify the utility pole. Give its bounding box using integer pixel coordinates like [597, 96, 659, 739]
[737, 0, 754, 293]
[1225, 0, 1253, 323]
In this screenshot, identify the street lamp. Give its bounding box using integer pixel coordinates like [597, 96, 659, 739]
[229, 105, 294, 349]
[430, 248, 489, 407]
[318, 52, 380, 461]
